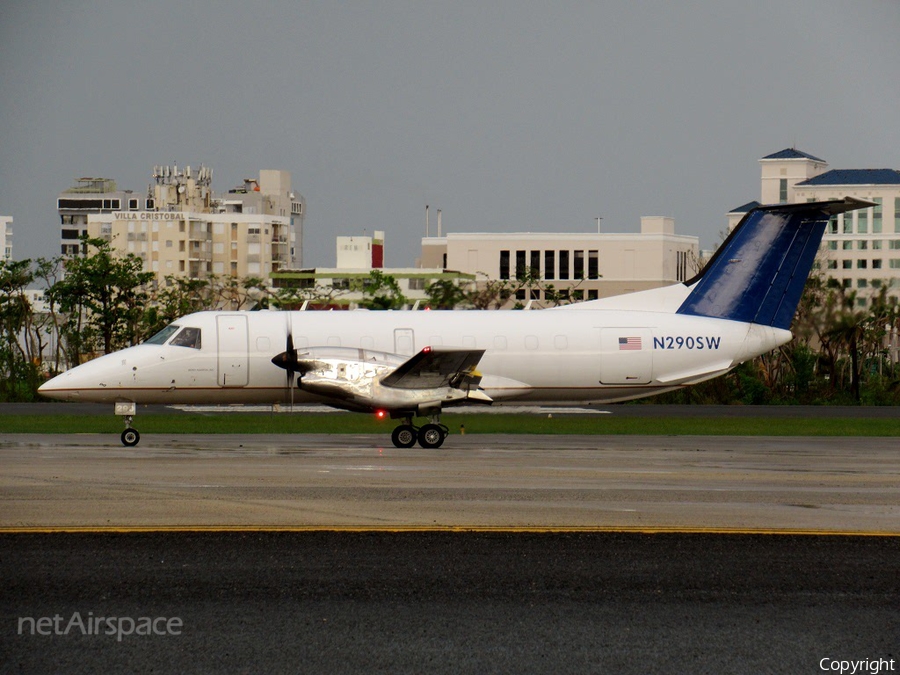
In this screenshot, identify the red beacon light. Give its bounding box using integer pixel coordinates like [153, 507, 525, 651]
[374, 409, 387, 420]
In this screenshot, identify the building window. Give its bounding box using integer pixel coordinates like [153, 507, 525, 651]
[499, 250, 510, 279]
[515, 250, 526, 280]
[890, 240, 900, 250]
[146, 198, 154, 210]
[843, 213, 853, 234]
[559, 251, 569, 280]
[587, 289, 599, 300]
[891, 259, 900, 269]
[873, 240, 883, 250]
[858, 209, 868, 234]
[779, 179, 788, 203]
[873, 259, 882, 269]
[827, 260, 837, 269]
[530, 250, 540, 278]
[857, 259, 867, 269]
[588, 250, 599, 279]
[827, 241, 838, 251]
[842, 260, 852, 269]
[573, 250, 584, 279]
[842, 278, 852, 288]
[873, 198, 882, 234]
[827, 217, 838, 234]
[842, 241, 853, 250]
[544, 251, 555, 280]
[858, 240, 868, 250]
[515, 289, 526, 300]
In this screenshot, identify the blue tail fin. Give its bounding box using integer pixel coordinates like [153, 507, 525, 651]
[677, 197, 872, 330]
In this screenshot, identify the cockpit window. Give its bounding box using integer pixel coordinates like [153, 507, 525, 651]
[170, 327, 202, 349]
[145, 324, 180, 345]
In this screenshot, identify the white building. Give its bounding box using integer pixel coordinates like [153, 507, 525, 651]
[274, 231, 473, 308]
[1, 215, 11, 260]
[419, 217, 699, 306]
[733, 149, 900, 308]
[336, 230, 384, 269]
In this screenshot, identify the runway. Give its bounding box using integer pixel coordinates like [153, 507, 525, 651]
[1, 433, 898, 532]
[2, 432, 898, 672]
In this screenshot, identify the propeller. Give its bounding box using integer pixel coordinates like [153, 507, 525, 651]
[271, 316, 301, 410]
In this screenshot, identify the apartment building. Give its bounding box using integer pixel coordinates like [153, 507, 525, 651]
[78, 165, 303, 285]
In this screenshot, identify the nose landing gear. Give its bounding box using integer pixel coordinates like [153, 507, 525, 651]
[115, 401, 141, 447]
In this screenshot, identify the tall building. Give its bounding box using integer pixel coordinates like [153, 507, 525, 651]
[57, 178, 145, 256]
[1, 215, 12, 260]
[75, 165, 304, 286]
[419, 217, 698, 306]
[732, 149, 900, 307]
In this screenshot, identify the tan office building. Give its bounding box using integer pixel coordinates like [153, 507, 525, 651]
[420, 217, 698, 306]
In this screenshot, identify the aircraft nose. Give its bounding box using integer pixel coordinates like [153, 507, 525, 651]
[38, 370, 79, 400]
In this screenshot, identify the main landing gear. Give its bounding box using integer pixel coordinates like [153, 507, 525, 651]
[390, 414, 450, 449]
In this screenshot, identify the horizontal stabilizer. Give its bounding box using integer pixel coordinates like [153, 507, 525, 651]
[381, 347, 485, 390]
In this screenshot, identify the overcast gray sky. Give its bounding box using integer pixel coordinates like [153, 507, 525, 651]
[2, 1, 899, 268]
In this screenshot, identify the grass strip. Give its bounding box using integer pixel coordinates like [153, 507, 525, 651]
[0, 414, 897, 436]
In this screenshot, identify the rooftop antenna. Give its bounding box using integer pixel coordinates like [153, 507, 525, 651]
[596, 216, 602, 234]
[437, 209, 442, 237]
[425, 205, 430, 238]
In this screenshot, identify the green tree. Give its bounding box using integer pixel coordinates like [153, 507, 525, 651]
[424, 278, 470, 310]
[354, 270, 407, 310]
[0, 259, 42, 400]
[54, 236, 155, 362]
[142, 275, 213, 338]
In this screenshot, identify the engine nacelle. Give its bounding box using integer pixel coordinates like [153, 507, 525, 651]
[284, 346, 491, 414]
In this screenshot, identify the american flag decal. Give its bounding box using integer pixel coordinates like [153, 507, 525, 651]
[618, 336, 642, 351]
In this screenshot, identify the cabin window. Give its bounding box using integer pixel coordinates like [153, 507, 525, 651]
[170, 327, 202, 349]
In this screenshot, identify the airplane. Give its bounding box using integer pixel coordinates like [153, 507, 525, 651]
[39, 197, 872, 449]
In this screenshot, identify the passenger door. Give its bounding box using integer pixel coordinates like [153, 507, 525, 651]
[217, 315, 249, 387]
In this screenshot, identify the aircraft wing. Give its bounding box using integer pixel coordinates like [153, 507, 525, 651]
[380, 347, 485, 390]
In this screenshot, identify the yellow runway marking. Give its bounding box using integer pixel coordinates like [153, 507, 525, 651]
[1, 526, 898, 536]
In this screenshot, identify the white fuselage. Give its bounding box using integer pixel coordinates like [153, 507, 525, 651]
[39, 305, 792, 408]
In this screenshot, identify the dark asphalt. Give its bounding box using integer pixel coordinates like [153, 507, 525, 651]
[2, 532, 898, 674]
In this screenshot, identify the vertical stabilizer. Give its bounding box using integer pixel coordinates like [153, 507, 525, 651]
[677, 197, 872, 330]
